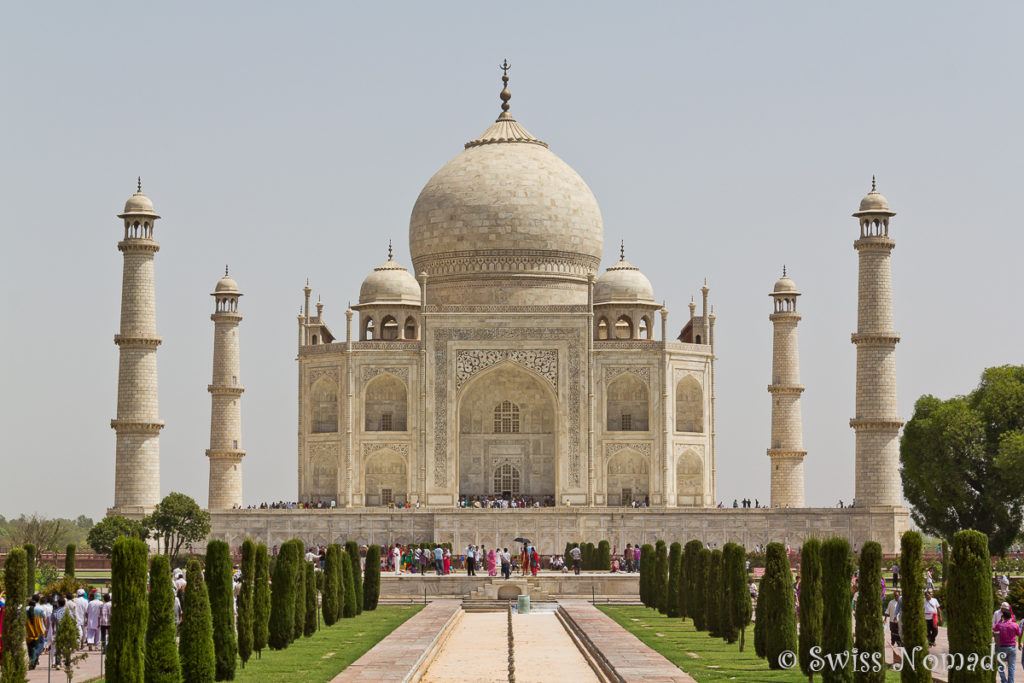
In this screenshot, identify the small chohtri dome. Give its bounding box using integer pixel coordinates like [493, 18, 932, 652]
[118, 178, 160, 218]
[854, 177, 894, 215]
[215, 267, 239, 293]
[773, 275, 797, 293]
[359, 251, 421, 306]
[594, 248, 655, 305]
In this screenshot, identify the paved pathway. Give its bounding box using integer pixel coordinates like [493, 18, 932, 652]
[420, 613, 508, 682]
[332, 600, 461, 682]
[28, 646, 105, 682]
[558, 600, 696, 682]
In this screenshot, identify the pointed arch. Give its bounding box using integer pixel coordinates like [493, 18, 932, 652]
[380, 315, 399, 340]
[363, 317, 375, 341]
[311, 377, 339, 433]
[364, 373, 407, 431]
[597, 317, 609, 340]
[404, 316, 417, 340]
[614, 315, 633, 339]
[606, 372, 649, 431]
[675, 375, 704, 433]
[676, 449, 703, 506]
[638, 317, 651, 339]
[606, 447, 650, 506]
[364, 448, 407, 506]
[309, 449, 338, 502]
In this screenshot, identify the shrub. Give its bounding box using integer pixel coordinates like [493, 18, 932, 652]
[341, 552, 357, 619]
[346, 541, 363, 614]
[754, 576, 766, 658]
[304, 563, 317, 636]
[55, 609, 85, 681]
[597, 540, 611, 571]
[683, 540, 702, 621]
[799, 538, 823, 679]
[706, 549, 723, 637]
[2, 548, 27, 683]
[763, 542, 797, 670]
[655, 540, 668, 613]
[639, 544, 654, 607]
[268, 540, 298, 650]
[41, 574, 88, 598]
[322, 544, 340, 625]
[694, 548, 710, 631]
[334, 544, 348, 619]
[666, 542, 681, 618]
[899, 531, 930, 682]
[722, 543, 750, 646]
[821, 537, 853, 683]
[108, 537, 148, 683]
[178, 557, 215, 683]
[363, 545, 381, 611]
[854, 541, 884, 683]
[293, 557, 307, 642]
[206, 539, 237, 680]
[237, 538, 255, 667]
[145, 553, 182, 683]
[941, 540, 949, 588]
[253, 543, 270, 656]
[65, 543, 76, 578]
[946, 530, 992, 683]
[24, 543, 35, 595]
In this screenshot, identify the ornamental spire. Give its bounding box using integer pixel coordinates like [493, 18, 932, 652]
[871, 175, 876, 192]
[499, 59, 512, 119]
[137, 176, 142, 193]
[388, 239, 393, 261]
[620, 240, 625, 261]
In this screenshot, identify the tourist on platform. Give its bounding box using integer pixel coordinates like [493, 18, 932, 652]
[634, 544, 641, 572]
[72, 589, 89, 648]
[500, 548, 512, 579]
[393, 545, 402, 574]
[99, 593, 111, 651]
[885, 589, 902, 647]
[433, 545, 444, 575]
[466, 545, 476, 576]
[86, 590, 102, 650]
[623, 544, 633, 572]
[443, 547, 451, 574]
[570, 545, 582, 575]
[486, 547, 496, 576]
[923, 590, 941, 647]
[26, 599, 44, 670]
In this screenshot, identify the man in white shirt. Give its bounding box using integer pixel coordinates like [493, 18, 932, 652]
[884, 589, 902, 646]
[465, 545, 476, 576]
[86, 592, 103, 650]
[72, 589, 90, 648]
[393, 545, 402, 575]
[923, 590, 941, 647]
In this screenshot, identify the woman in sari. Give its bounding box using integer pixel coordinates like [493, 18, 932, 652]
[443, 546, 451, 575]
[487, 548, 497, 576]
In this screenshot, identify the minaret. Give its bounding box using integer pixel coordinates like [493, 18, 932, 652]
[767, 267, 806, 507]
[851, 178, 902, 507]
[111, 179, 163, 513]
[206, 267, 246, 510]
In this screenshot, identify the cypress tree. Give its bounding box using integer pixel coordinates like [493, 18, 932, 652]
[854, 541, 884, 683]
[718, 545, 733, 643]
[304, 562, 317, 636]
[206, 539, 237, 680]
[597, 541, 611, 571]
[145, 554, 181, 683]
[65, 543, 76, 577]
[292, 552, 306, 642]
[581, 542, 590, 571]
[253, 543, 270, 657]
[941, 540, 949, 589]
[899, 531, 930, 683]
[683, 540, 702, 621]
[345, 541, 363, 614]
[820, 537, 853, 683]
[722, 543, 749, 645]
[639, 544, 653, 606]
[363, 545, 381, 611]
[24, 542, 35, 596]
[666, 542, 682, 618]
[754, 576, 767, 658]
[655, 540, 668, 613]
[763, 542, 798, 670]
[335, 544, 348, 619]
[108, 537, 148, 683]
[946, 530, 992, 683]
[694, 548, 710, 631]
[799, 538, 824, 680]
[1, 547, 27, 683]
[706, 549, 723, 637]
[341, 552, 357, 618]
[322, 545, 340, 625]
[179, 557, 215, 683]
[237, 539, 255, 667]
[54, 610, 80, 680]
[565, 542, 575, 569]
[268, 540, 298, 649]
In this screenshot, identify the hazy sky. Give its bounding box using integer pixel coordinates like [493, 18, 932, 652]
[3, 2, 1022, 520]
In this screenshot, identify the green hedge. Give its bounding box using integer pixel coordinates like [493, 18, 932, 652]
[706, 549, 723, 637]
[798, 538, 823, 679]
[763, 543, 797, 670]
[899, 531, 930, 682]
[304, 562, 317, 637]
[683, 540, 702, 621]
[341, 552, 357, 619]
[108, 538, 148, 683]
[323, 544, 341, 625]
[146, 553, 182, 683]
[2, 548, 27, 683]
[346, 542, 363, 614]
[237, 539, 256, 667]
[65, 543, 76, 578]
[207, 539, 238, 680]
[253, 543, 271, 656]
[179, 557, 215, 683]
[655, 540, 668, 613]
[363, 545, 381, 611]
[946, 530, 992, 683]
[854, 541, 884, 683]
[666, 542, 682, 618]
[694, 548, 710, 631]
[293, 556, 307, 642]
[268, 540, 299, 650]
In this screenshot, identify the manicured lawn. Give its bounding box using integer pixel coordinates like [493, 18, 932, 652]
[599, 606, 901, 682]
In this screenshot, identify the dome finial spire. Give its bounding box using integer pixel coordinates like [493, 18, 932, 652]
[499, 59, 512, 118]
[620, 240, 625, 261]
[225, 264, 229, 276]
[783, 264, 787, 277]
[137, 176, 142, 193]
[871, 175, 876, 192]
[387, 239, 393, 261]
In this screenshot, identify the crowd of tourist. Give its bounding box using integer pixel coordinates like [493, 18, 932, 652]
[457, 495, 556, 508]
[1, 588, 112, 671]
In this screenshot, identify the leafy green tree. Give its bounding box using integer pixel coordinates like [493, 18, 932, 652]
[723, 543, 750, 647]
[341, 552, 357, 619]
[64, 543, 76, 577]
[763, 542, 798, 670]
[322, 545, 340, 625]
[108, 537, 149, 683]
[946, 530, 992, 683]
[268, 540, 299, 650]
[799, 538, 823, 680]
[24, 542, 35, 595]
[363, 545, 381, 611]
[901, 366, 1024, 555]
[179, 557, 216, 683]
[145, 554, 182, 683]
[237, 539, 255, 666]
[639, 544, 654, 607]
[820, 538, 853, 683]
[754, 576, 767, 659]
[1, 547, 27, 683]
[253, 543, 271, 657]
[899, 531, 931, 682]
[666, 542, 682, 618]
[2, 514, 74, 551]
[345, 541, 363, 614]
[206, 540, 238, 680]
[293, 556, 307, 642]
[694, 548, 710, 631]
[706, 549, 723, 637]
[144, 492, 212, 562]
[854, 542, 884, 683]
[55, 609, 87, 683]
[655, 540, 669, 613]
[683, 540, 702, 621]
[597, 540, 611, 571]
[87, 515, 150, 557]
[304, 562, 317, 637]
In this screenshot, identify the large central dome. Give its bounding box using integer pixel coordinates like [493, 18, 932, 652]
[409, 72, 603, 306]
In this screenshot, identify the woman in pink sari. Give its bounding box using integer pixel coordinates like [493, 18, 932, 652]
[443, 547, 451, 575]
[487, 548, 498, 576]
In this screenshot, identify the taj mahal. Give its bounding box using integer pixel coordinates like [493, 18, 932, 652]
[107, 65, 909, 553]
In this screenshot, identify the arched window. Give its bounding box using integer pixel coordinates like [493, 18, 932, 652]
[493, 401, 520, 433]
[597, 318, 609, 340]
[675, 376, 704, 433]
[311, 335, 318, 345]
[380, 316, 399, 340]
[364, 318, 375, 341]
[404, 316, 417, 340]
[493, 463, 521, 496]
[365, 373, 407, 431]
[615, 315, 633, 339]
[311, 378, 339, 433]
[676, 450, 703, 505]
[607, 373, 649, 431]
[638, 317, 650, 339]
